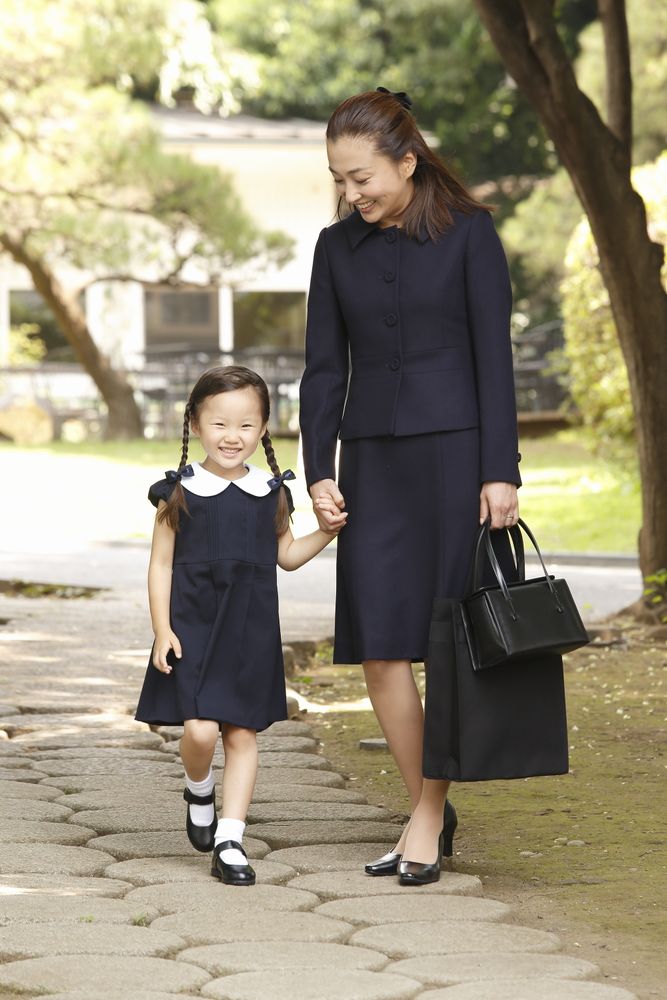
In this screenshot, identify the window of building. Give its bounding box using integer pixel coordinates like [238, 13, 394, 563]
[144, 287, 219, 356]
[232, 291, 306, 351]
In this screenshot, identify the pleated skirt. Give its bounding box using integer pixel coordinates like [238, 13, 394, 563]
[334, 428, 483, 664]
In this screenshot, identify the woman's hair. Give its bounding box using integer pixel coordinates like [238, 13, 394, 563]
[326, 89, 491, 241]
[158, 365, 290, 535]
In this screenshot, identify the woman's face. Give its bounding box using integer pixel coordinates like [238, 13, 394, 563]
[327, 135, 416, 229]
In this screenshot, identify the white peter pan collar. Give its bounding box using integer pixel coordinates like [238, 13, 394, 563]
[180, 462, 275, 498]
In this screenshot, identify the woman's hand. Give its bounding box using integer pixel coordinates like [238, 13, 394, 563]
[480, 481, 519, 530]
[309, 478, 347, 532]
[152, 630, 182, 674]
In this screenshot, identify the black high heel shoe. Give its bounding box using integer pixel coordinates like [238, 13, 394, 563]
[443, 798, 458, 858]
[211, 840, 256, 886]
[364, 851, 402, 877]
[183, 787, 217, 853]
[398, 830, 444, 886]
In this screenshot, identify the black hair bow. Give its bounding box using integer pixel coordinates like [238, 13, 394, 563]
[267, 468, 296, 491]
[376, 86, 412, 111]
[165, 465, 194, 483]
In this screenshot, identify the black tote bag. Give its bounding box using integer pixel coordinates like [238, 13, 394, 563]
[422, 597, 569, 782]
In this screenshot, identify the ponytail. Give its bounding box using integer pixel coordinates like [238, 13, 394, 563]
[157, 404, 192, 531]
[262, 431, 291, 536]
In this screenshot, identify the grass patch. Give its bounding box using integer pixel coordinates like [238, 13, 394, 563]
[301, 627, 666, 999]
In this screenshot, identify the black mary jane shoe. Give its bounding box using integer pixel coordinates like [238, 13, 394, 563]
[364, 851, 402, 877]
[443, 798, 458, 858]
[211, 840, 256, 886]
[398, 831, 444, 887]
[183, 787, 217, 853]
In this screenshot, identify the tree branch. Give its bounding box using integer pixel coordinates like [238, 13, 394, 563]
[598, 0, 632, 165]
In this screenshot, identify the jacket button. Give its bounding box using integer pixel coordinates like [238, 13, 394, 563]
[383, 270, 395, 282]
[384, 230, 397, 244]
[389, 356, 401, 371]
[385, 313, 397, 326]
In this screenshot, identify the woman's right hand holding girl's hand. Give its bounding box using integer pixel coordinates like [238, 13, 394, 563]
[152, 630, 182, 674]
[309, 479, 347, 532]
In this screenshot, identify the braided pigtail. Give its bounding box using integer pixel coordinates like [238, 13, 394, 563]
[157, 403, 192, 531]
[262, 431, 291, 536]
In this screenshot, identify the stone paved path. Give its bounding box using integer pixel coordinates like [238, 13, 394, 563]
[0, 579, 638, 999]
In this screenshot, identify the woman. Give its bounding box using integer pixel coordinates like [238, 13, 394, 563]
[299, 89, 520, 885]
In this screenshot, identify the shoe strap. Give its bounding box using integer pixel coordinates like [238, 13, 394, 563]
[183, 788, 215, 805]
[214, 839, 246, 859]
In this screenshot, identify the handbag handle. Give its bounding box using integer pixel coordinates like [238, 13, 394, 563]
[472, 518, 563, 620]
[470, 518, 525, 591]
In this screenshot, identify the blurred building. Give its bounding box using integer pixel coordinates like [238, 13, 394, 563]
[0, 106, 335, 367]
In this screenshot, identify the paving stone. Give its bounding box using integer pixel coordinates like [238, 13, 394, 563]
[13, 731, 164, 750]
[0, 819, 97, 845]
[67, 806, 187, 834]
[265, 842, 400, 874]
[0, 874, 133, 898]
[0, 922, 185, 960]
[53, 789, 183, 810]
[288, 870, 484, 899]
[257, 821, 404, 849]
[29, 747, 171, 761]
[89, 831, 270, 861]
[316, 896, 509, 926]
[40, 774, 185, 794]
[256, 735, 318, 752]
[105, 856, 295, 886]
[41, 994, 203, 1000]
[0, 713, 139, 737]
[251, 784, 367, 804]
[0, 704, 19, 716]
[0, 755, 32, 768]
[176, 940, 386, 975]
[0, 843, 114, 876]
[201, 969, 422, 1000]
[151, 909, 353, 947]
[248, 751, 332, 769]
[264, 720, 314, 737]
[31, 758, 183, 777]
[2, 798, 74, 821]
[350, 921, 561, 959]
[416, 981, 638, 1000]
[386, 953, 601, 987]
[0, 780, 64, 801]
[253, 768, 344, 788]
[248, 801, 389, 824]
[0, 894, 160, 925]
[0, 955, 210, 994]
[0, 767, 47, 781]
[125, 881, 319, 915]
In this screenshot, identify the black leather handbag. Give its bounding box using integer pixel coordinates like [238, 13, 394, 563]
[461, 518, 589, 671]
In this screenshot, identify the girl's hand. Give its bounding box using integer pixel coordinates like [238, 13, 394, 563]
[152, 630, 182, 674]
[309, 479, 346, 532]
[479, 482, 519, 530]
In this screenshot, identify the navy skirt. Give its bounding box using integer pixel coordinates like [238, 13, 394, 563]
[334, 428, 484, 664]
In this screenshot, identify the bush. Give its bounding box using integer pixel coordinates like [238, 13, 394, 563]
[559, 152, 667, 452]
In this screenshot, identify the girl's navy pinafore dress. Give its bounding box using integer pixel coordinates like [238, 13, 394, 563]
[135, 462, 289, 732]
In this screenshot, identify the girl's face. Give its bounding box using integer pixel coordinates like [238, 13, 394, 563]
[191, 388, 267, 478]
[327, 135, 416, 229]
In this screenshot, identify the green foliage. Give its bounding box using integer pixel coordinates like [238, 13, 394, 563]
[576, 0, 667, 163]
[9, 324, 47, 364]
[0, 0, 292, 289]
[210, 0, 595, 181]
[643, 569, 667, 623]
[559, 154, 667, 451]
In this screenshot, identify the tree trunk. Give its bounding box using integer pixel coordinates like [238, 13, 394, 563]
[1, 238, 143, 440]
[473, 0, 667, 576]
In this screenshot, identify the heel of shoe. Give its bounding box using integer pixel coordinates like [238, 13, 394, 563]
[443, 799, 458, 858]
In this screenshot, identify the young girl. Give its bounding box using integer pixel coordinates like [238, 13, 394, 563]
[135, 365, 345, 886]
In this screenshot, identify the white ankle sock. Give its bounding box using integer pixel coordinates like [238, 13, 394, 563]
[214, 817, 247, 865]
[185, 769, 216, 827]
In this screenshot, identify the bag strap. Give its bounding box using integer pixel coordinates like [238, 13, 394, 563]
[470, 518, 526, 592]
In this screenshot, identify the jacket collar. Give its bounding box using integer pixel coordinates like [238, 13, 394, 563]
[342, 207, 430, 248]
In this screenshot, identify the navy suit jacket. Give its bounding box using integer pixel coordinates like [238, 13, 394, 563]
[299, 208, 521, 488]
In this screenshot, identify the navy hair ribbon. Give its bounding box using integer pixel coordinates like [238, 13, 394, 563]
[376, 86, 412, 111]
[267, 468, 296, 491]
[165, 465, 194, 483]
